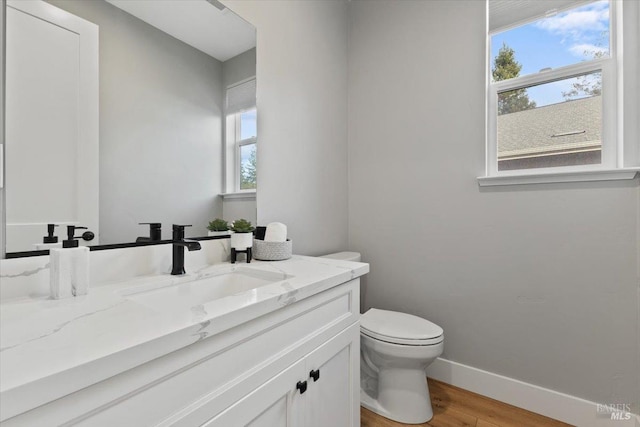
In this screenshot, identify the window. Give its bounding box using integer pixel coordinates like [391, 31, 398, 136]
[237, 109, 257, 190]
[483, 0, 638, 184]
[225, 78, 257, 193]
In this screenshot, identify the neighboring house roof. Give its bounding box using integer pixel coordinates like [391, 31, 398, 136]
[497, 95, 601, 160]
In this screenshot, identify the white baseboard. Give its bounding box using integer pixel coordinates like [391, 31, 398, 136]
[426, 358, 638, 427]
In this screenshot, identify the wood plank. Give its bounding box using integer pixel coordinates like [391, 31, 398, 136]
[361, 401, 476, 427]
[428, 405, 477, 427]
[362, 407, 422, 427]
[361, 378, 573, 427]
[428, 378, 572, 427]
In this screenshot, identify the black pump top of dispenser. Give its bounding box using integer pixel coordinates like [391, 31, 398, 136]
[43, 224, 59, 244]
[62, 225, 88, 248]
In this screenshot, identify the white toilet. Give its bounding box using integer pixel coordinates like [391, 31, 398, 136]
[321, 252, 444, 424]
[360, 308, 443, 424]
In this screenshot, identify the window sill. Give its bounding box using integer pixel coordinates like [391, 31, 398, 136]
[477, 168, 640, 187]
[220, 191, 256, 200]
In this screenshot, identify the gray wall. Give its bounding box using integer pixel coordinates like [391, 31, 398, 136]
[348, 0, 639, 407]
[222, 197, 256, 225]
[223, 47, 256, 88]
[48, 0, 224, 242]
[224, 0, 349, 255]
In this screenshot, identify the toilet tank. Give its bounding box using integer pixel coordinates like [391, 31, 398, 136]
[321, 251, 361, 262]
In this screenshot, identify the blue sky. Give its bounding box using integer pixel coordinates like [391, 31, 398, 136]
[490, 0, 609, 107]
[240, 109, 257, 140]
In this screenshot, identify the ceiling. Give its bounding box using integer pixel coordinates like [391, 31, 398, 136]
[106, 0, 256, 62]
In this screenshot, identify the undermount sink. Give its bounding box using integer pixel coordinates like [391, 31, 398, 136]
[120, 267, 290, 312]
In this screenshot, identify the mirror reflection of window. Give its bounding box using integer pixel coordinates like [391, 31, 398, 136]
[239, 109, 257, 190]
[225, 79, 257, 192]
[240, 109, 257, 139]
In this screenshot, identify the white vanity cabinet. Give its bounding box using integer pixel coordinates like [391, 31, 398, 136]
[204, 324, 358, 427]
[2, 278, 361, 427]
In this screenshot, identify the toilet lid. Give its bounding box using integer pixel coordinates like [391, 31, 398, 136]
[360, 308, 443, 345]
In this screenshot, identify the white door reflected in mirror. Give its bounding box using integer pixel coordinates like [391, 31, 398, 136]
[5, 0, 99, 253]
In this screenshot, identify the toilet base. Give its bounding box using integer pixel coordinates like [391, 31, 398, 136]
[362, 389, 399, 422]
[360, 368, 434, 424]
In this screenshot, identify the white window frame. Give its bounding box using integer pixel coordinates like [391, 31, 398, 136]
[235, 109, 257, 192]
[223, 77, 257, 197]
[480, 0, 640, 186]
[225, 108, 257, 194]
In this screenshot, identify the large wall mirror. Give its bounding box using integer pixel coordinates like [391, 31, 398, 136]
[2, 0, 257, 256]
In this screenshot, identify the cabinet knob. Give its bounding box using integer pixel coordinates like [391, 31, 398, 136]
[296, 380, 308, 394]
[309, 369, 320, 382]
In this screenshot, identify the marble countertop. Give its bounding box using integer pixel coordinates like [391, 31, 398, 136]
[0, 255, 368, 418]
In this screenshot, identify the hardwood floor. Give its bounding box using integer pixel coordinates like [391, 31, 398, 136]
[361, 378, 573, 427]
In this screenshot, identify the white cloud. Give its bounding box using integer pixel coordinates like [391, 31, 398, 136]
[535, 1, 609, 39]
[569, 43, 608, 58]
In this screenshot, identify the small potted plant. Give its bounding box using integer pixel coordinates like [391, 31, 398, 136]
[229, 219, 255, 250]
[207, 218, 230, 237]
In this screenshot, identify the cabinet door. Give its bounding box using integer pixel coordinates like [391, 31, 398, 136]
[202, 358, 305, 427]
[305, 323, 360, 427]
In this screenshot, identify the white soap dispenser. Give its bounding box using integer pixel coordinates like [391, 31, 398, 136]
[50, 246, 90, 299]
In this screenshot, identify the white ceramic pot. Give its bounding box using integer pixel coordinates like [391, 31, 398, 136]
[208, 230, 230, 237]
[230, 232, 253, 249]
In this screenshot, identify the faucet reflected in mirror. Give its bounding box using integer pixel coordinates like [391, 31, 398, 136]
[136, 223, 163, 243]
[171, 225, 202, 275]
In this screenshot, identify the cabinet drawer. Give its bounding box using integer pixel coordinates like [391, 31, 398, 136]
[3, 280, 359, 426]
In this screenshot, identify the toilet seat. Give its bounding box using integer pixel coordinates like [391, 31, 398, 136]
[361, 308, 443, 346]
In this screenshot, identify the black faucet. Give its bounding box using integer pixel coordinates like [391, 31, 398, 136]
[137, 222, 162, 243]
[171, 224, 201, 275]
